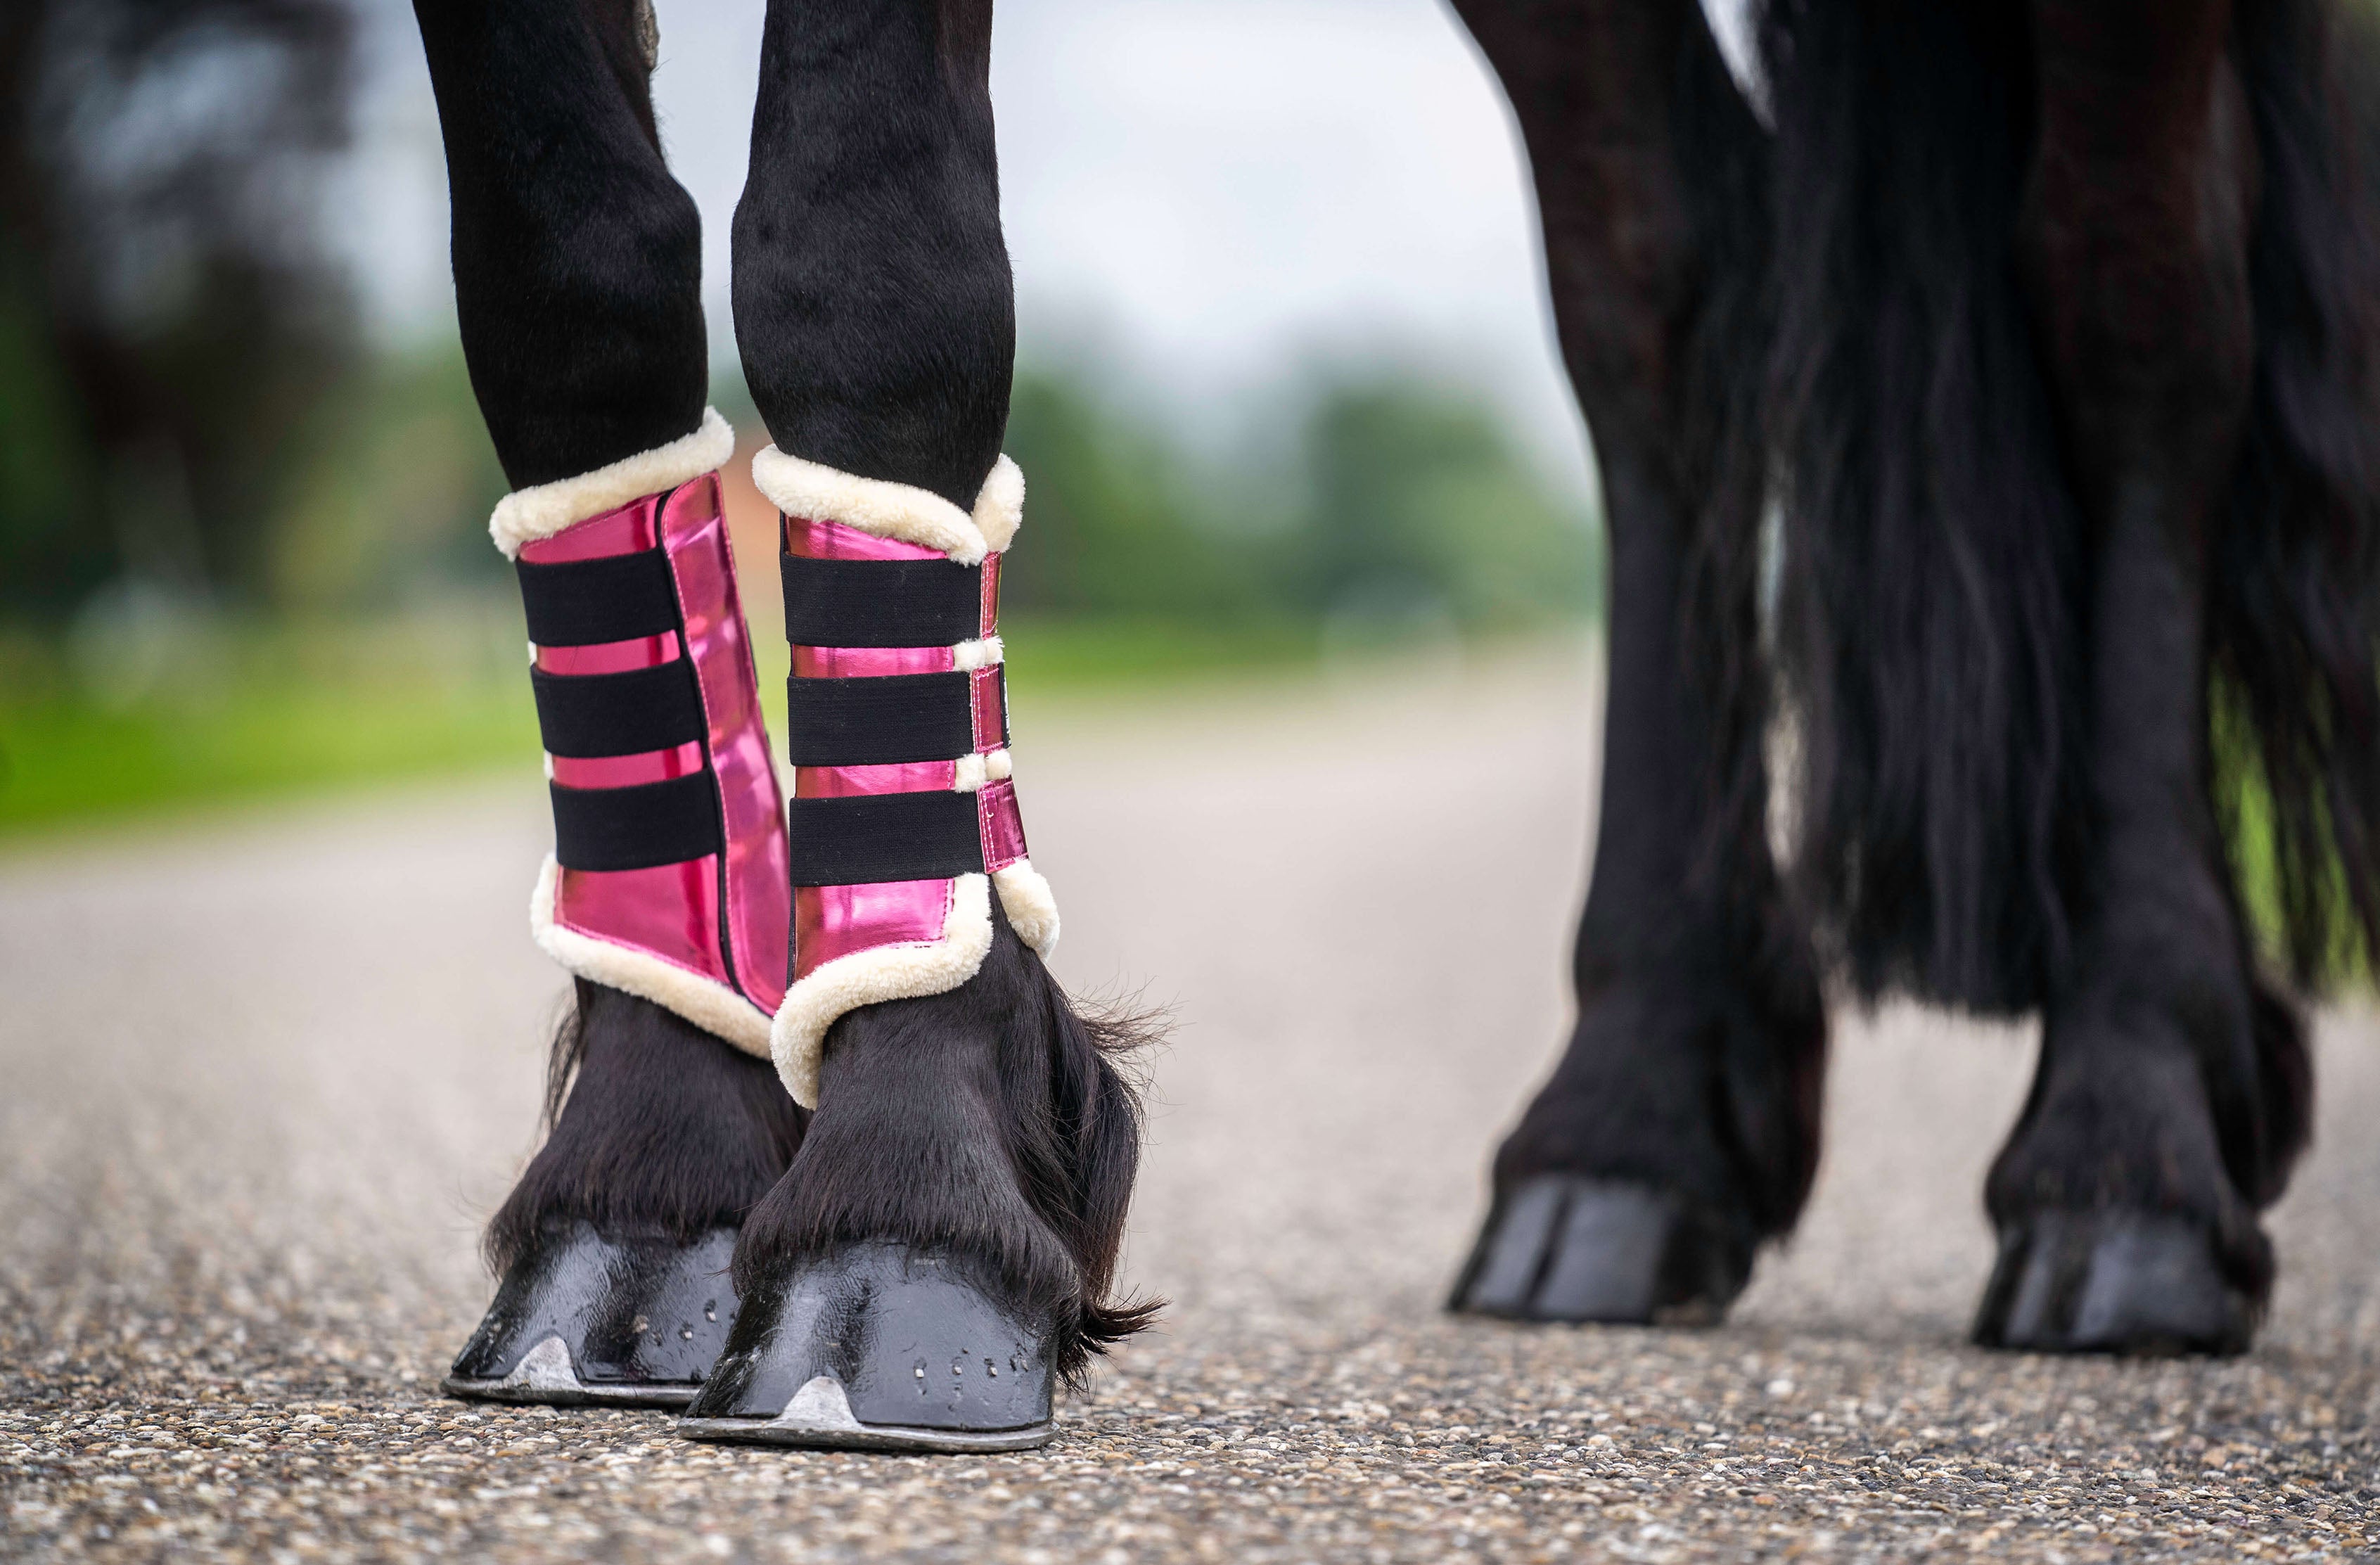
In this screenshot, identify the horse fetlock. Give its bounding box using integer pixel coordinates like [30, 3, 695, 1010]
[1990, 1016, 2263, 1252]
[708, 914, 1152, 1448]
[1499, 967, 1819, 1238]
[1979, 1010, 2274, 1353]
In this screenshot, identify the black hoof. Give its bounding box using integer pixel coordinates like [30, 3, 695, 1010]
[443, 1222, 739, 1407]
[1973, 1211, 2255, 1356]
[1450, 1176, 1751, 1325]
[678, 1242, 1056, 1452]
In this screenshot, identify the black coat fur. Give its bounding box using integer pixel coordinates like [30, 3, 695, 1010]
[1751, 0, 2380, 1011]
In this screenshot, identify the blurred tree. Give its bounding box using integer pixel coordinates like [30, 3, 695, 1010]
[1293, 379, 1599, 628]
[0, 0, 359, 618]
[993, 363, 1597, 631]
[997, 369, 1256, 618]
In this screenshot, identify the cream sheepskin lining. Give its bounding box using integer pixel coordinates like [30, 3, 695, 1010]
[490, 408, 736, 558]
[751, 448, 1024, 565]
[992, 858, 1061, 958]
[772, 874, 994, 1107]
[529, 855, 774, 1056]
[952, 635, 1004, 671]
[952, 748, 1014, 793]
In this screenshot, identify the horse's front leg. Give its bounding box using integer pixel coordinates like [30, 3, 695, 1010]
[1448, 0, 1826, 1325]
[675, 0, 1148, 1453]
[414, 0, 803, 1405]
[1975, 0, 2312, 1354]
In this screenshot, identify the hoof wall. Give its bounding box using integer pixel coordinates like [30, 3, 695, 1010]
[444, 1222, 739, 1407]
[1975, 1210, 2254, 1356]
[1451, 1176, 1750, 1325]
[679, 1242, 1055, 1452]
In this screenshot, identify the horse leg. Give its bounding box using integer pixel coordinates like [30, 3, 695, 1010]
[1447, 0, 1826, 1324]
[1975, 0, 2312, 1353]
[414, 0, 802, 1405]
[675, 0, 1149, 1452]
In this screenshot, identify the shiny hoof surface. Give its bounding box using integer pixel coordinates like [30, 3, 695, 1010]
[444, 1222, 740, 1407]
[678, 1242, 1056, 1453]
[1450, 1176, 1751, 1326]
[1974, 1210, 2255, 1356]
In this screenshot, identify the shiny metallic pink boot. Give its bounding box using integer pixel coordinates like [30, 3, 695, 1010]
[447, 409, 793, 1407]
[678, 449, 1068, 1452]
[753, 446, 1057, 1111]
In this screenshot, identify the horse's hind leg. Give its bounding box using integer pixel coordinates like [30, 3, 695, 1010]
[1447, 0, 1826, 1325]
[1974, 0, 2312, 1355]
[676, 0, 1149, 1452]
[414, 0, 802, 1404]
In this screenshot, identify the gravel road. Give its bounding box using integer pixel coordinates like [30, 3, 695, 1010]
[6, 647, 2379, 1562]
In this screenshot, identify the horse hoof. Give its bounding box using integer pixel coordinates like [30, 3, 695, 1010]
[443, 1222, 739, 1407]
[677, 1242, 1056, 1452]
[1450, 1176, 1751, 1325]
[1973, 1210, 2254, 1355]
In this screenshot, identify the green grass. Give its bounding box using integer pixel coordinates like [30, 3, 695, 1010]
[0, 611, 1332, 839]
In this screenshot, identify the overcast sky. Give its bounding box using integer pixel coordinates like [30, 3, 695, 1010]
[336, 0, 1753, 487]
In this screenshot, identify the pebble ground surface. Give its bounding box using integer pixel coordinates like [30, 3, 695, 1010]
[6, 649, 2380, 1564]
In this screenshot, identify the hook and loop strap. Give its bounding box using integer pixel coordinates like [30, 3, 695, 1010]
[781, 553, 985, 648]
[532, 662, 709, 758]
[518, 548, 682, 646]
[551, 774, 723, 871]
[786, 791, 986, 886]
[783, 670, 989, 766]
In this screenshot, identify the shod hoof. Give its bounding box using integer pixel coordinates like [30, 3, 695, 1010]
[678, 1242, 1056, 1452]
[443, 1222, 738, 1407]
[1451, 1176, 1752, 1326]
[1974, 1209, 2255, 1356]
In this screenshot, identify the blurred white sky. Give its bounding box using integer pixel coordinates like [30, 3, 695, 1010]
[331, 0, 1750, 487]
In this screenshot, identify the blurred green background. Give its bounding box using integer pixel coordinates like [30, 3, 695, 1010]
[0, 0, 1602, 838]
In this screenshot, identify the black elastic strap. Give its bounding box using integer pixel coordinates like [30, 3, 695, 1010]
[784, 670, 975, 766]
[781, 553, 983, 648]
[517, 549, 681, 647]
[787, 791, 985, 886]
[532, 661, 708, 759]
[551, 774, 722, 871]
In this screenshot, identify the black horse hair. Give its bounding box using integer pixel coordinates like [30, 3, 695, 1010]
[1744, 0, 2378, 1021]
[484, 979, 807, 1275]
[731, 901, 1161, 1389]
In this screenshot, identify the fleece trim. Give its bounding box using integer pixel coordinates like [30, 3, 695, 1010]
[772, 873, 994, 1107]
[490, 408, 736, 558]
[992, 858, 1061, 958]
[528, 854, 774, 1057]
[750, 449, 1025, 566]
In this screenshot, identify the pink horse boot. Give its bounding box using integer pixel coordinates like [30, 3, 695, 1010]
[679, 449, 1069, 1452]
[445, 410, 795, 1407]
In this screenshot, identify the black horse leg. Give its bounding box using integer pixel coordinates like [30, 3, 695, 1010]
[677, 0, 1149, 1452]
[414, 0, 802, 1403]
[1448, 0, 1826, 1324]
[1975, 0, 2312, 1354]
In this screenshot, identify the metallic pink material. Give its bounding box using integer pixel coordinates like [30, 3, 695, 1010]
[526, 473, 791, 1029]
[556, 858, 736, 988]
[537, 633, 679, 676]
[780, 482, 1044, 996]
[522, 504, 657, 563]
[793, 643, 956, 680]
[970, 667, 1005, 752]
[795, 878, 954, 978]
[785, 516, 945, 564]
[658, 476, 790, 1014]
[978, 554, 1001, 637]
[977, 779, 1028, 871]
[796, 760, 959, 799]
[550, 742, 705, 791]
